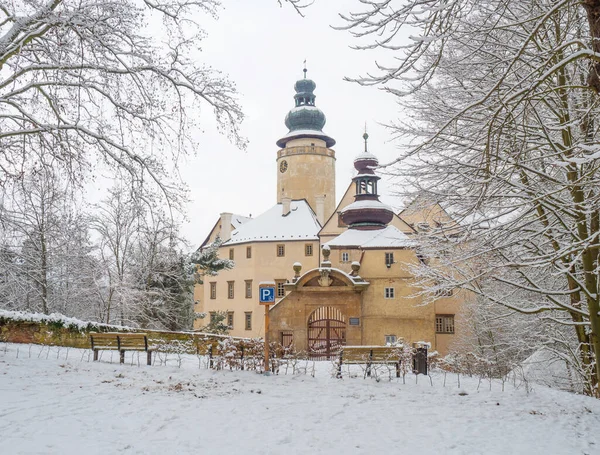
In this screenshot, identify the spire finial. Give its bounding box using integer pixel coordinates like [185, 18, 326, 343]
[363, 123, 369, 152]
[303, 59, 307, 79]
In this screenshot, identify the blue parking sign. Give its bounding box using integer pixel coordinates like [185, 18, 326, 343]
[259, 287, 275, 303]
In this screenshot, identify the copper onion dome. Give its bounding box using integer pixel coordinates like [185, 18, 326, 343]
[276, 68, 336, 148]
[340, 133, 394, 230]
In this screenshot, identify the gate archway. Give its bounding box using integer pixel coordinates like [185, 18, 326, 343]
[307, 306, 346, 359]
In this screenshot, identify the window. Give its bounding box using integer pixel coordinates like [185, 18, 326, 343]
[436, 315, 455, 334]
[385, 252, 394, 267]
[245, 280, 252, 299]
[227, 312, 234, 329]
[281, 330, 293, 348]
[385, 335, 397, 345]
[341, 252, 349, 263]
[305, 244, 313, 256]
[246, 246, 252, 259]
[227, 281, 234, 299]
[435, 288, 454, 297]
[276, 280, 286, 298]
[229, 248, 234, 260]
[210, 282, 216, 299]
[245, 312, 252, 330]
[277, 244, 285, 257]
[417, 252, 429, 265]
[384, 287, 395, 299]
[209, 312, 217, 323]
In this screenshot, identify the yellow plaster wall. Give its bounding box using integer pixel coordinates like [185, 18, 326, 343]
[276, 145, 336, 221]
[194, 240, 320, 338]
[319, 182, 355, 244]
[399, 197, 457, 231]
[200, 217, 240, 248]
[390, 214, 416, 234]
[434, 290, 468, 355]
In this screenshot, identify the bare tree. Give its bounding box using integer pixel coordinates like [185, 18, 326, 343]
[277, 0, 312, 16]
[0, 163, 97, 317]
[0, 0, 245, 199]
[89, 185, 140, 324]
[339, 1, 600, 395]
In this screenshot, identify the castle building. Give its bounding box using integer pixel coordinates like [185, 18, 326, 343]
[194, 70, 462, 357]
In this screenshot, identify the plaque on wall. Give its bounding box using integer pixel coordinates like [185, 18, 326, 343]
[349, 318, 360, 326]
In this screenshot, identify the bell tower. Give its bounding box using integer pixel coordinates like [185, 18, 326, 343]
[276, 68, 336, 225]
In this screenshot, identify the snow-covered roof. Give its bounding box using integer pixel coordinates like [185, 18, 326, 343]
[341, 199, 393, 213]
[352, 173, 380, 180]
[325, 225, 417, 249]
[225, 200, 321, 245]
[231, 214, 252, 229]
[354, 151, 378, 162]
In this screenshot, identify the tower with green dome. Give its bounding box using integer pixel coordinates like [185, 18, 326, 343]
[276, 69, 336, 225]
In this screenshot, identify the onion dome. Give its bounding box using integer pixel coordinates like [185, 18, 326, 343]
[276, 68, 336, 148]
[340, 133, 394, 230]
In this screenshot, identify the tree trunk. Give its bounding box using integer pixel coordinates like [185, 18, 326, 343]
[583, 0, 600, 92]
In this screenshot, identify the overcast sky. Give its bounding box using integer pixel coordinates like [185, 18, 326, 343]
[176, 0, 409, 245]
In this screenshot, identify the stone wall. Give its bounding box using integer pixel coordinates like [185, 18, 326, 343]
[0, 316, 244, 353]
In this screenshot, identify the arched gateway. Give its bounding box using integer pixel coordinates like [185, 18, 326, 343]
[307, 306, 346, 359]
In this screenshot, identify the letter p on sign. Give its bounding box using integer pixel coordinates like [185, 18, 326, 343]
[259, 286, 275, 304]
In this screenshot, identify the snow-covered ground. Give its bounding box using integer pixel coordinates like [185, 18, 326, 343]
[1, 343, 599, 455]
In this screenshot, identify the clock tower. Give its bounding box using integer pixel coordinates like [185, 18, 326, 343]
[276, 69, 336, 225]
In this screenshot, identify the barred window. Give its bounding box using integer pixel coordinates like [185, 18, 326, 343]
[384, 287, 395, 299]
[245, 280, 252, 299]
[276, 280, 286, 298]
[436, 315, 455, 334]
[229, 248, 234, 260]
[245, 312, 252, 330]
[227, 281, 234, 299]
[246, 246, 252, 259]
[210, 282, 216, 299]
[227, 312, 234, 329]
[305, 244, 313, 256]
[277, 244, 285, 257]
[341, 252, 349, 263]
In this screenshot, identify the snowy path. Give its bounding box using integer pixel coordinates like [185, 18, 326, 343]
[0, 343, 599, 454]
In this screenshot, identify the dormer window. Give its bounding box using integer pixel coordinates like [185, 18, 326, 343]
[385, 252, 394, 268]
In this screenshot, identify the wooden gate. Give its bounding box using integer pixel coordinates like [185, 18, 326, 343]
[307, 306, 346, 360]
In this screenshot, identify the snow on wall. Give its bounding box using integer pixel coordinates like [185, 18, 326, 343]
[0, 309, 129, 332]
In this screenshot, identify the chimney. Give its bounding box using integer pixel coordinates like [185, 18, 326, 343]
[282, 197, 292, 216]
[315, 195, 325, 225]
[219, 212, 233, 241]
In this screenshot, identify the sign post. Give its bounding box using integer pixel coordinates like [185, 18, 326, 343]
[258, 282, 276, 374]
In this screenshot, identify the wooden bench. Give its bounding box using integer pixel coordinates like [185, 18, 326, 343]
[338, 345, 403, 378]
[90, 332, 153, 365]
